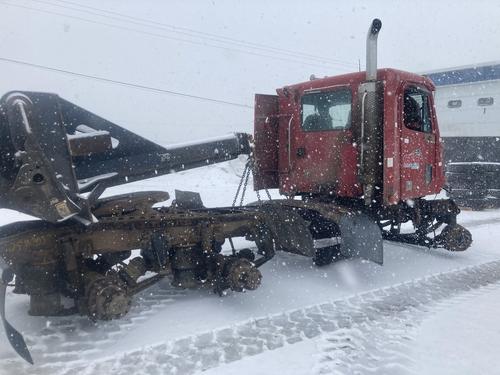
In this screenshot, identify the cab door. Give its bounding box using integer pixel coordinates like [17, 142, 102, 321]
[399, 85, 440, 199]
[253, 94, 280, 190]
[282, 86, 359, 196]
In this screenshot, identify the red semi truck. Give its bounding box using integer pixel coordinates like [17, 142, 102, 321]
[252, 19, 471, 258]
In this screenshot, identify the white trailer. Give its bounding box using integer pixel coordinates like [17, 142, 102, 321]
[424, 62, 500, 208]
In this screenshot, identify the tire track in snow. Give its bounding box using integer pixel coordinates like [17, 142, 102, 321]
[314, 280, 500, 375]
[0, 283, 188, 375]
[12, 260, 499, 375]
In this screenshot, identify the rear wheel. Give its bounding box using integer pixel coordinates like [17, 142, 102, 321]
[313, 245, 341, 267]
[437, 224, 473, 252]
[81, 273, 131, 320]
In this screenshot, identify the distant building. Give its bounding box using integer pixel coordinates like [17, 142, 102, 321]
[424, 61, 500, 138]
[423, 62, 500, 208]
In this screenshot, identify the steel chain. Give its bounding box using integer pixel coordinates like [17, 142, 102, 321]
[254, 156, 273, 202]
[232, 156, 273, 207]
[232, 158, 251, 207]
[239, 162, 252, 206]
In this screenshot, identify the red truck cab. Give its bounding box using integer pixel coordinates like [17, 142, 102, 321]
[254, 68, 445, 206]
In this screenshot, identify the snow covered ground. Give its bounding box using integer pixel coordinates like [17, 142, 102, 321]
[1, 157, 500, 375]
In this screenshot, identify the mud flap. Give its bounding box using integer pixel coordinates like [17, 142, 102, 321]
[260, 206, 315, 257]
[0, 259, 33, 364]
[338, 213, 383, 265]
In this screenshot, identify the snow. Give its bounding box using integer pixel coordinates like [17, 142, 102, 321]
[66, 130, 110, 140]
[77, 172, 118, 190]
[412, 286, 500, 375]
[203, 338, 319, 375]
[1, 158, 500, 374]
[164, 133, 243, 150]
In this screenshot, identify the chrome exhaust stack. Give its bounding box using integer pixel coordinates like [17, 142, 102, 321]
[359, 18, 383, 206]
[366, 18, 382, 81]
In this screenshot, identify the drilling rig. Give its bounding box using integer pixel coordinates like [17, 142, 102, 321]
[0, 19, 472, 364]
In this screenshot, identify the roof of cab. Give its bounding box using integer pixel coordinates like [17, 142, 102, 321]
[278, 68, 435, 95]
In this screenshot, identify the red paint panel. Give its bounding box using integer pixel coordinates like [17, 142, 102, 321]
[398, 83, 443, 200]
[336, 141, 361, 196]
[382, 71, 444, 204]
[399, 130, 434, 198]
[285, 129, 360, 196]
[382, 72, 402, 205]
[253, 94, 280, 190]
[277, 86, 361, 197]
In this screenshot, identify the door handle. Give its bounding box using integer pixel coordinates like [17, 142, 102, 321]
[296, 147, 306, 157]
[425, 133, 435, 143]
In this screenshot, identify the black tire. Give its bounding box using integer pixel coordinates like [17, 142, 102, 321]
[313, 245, 341, 267]
[439, 224, 473, 252]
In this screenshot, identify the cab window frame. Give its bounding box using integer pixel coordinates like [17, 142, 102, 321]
[402, 85, 433, 134]
[300, 87, 352, 132]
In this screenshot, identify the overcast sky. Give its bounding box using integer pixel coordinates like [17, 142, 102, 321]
[0, 0, 499, 143]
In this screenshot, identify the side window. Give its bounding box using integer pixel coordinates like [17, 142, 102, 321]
[403, 86, 432, 133]
[477, 97, 494, 106]
[447, 99, 462, 108]
[301, 88, 352, 131]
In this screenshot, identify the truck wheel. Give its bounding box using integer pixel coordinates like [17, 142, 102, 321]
[438, 224, 473, 252]
[313, 245, 341, 267]
[84, 275, 131, 320]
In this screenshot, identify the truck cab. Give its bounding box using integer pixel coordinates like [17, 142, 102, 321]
[254, 69, 445, 207]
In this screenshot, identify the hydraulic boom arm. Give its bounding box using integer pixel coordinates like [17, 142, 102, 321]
[0, 91, 251, 222]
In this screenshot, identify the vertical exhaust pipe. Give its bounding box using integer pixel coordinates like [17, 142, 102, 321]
[366, 19, 382, 81]
[359, 19, 383, 206]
